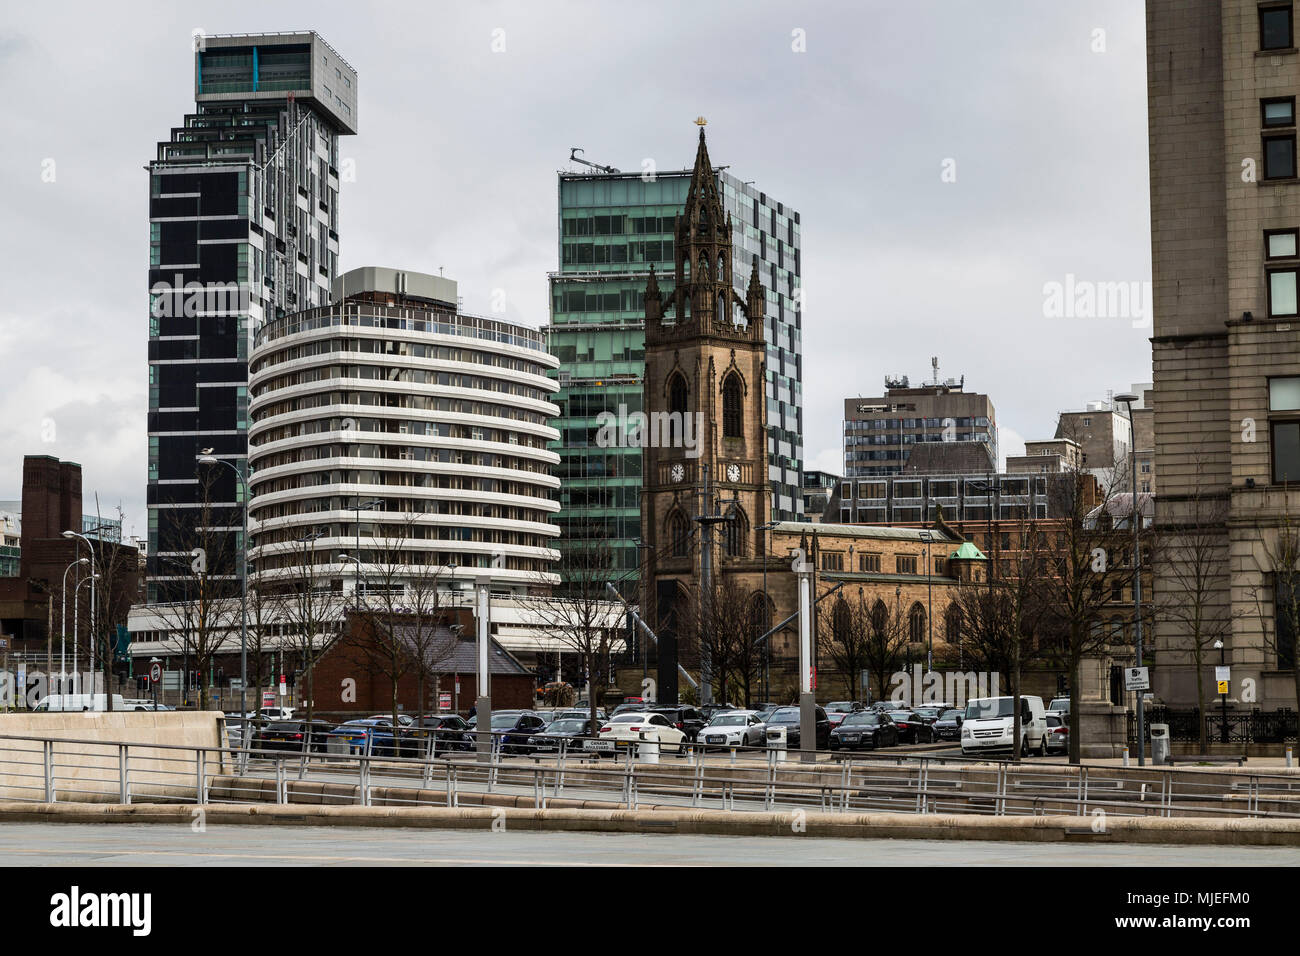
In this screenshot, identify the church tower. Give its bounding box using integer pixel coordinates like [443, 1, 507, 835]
[641, 122, 771, 667]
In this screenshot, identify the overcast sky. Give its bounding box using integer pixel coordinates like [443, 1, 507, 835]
[0, 0, 1152, 538]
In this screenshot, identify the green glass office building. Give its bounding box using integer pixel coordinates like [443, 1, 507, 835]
[548, 163, 803, 590]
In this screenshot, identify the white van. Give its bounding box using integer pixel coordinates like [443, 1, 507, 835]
[33, 694, 127, 713]
[960, 695, 1048, 756]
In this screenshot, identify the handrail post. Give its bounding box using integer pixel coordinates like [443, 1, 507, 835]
[197, 749, 207, 805]
[119, 744, 129, 805]
[43, 739, 55, 803]
[275, 757, 286, 805]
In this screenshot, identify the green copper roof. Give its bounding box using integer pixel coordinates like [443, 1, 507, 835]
[950, 541, 987, 560]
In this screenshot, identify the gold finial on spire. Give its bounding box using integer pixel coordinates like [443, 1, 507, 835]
[694, 116, 707, 126]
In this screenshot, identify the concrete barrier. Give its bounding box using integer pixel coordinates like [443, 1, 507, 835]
[2, 801, 1299, 846]
[0, 711, 224, 803]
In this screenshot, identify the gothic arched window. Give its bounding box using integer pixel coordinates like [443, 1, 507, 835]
[669, 373, 688, 415]
[909, 602, 926, 643]
[668, 510, 690, 557]
[870, 600, 888, 640]
[722, 373, 743, 439]
[724, 506, 749, 558]
[832, 599, 852, 644]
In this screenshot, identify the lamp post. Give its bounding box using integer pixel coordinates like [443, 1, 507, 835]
[1214, 639, 1228, 744]
[72, 574, 99, 695]
[338, 554, 364, 606]
[62, 530, 99, 701]
[197, 451, 249, 721]
[349, 498, 383, 607]
[1114, 392, 1144, 766]
[919, 530, 933, 673]
[61, 557, 88, 694]
[759, 521, 778, 703]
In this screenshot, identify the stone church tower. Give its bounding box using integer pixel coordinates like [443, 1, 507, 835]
[641, 124, 772, 692]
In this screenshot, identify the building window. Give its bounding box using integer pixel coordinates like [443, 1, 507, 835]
[1273, 421, 1300, 482]
[858, 552, 881, 572]
[722, 374, 743, 439]
[1267, 229, 1299, 259]
[896, 554, 917, 574]
[724, 506, 748, 557]
[1261, 4, 1294, 51]
[821, 551, 844, 571]
[908, 603, 926, 643]
[668, 511, 690, 557]
[1264, 97, 1297, 129]
[1269, 269, 1299, 316]
[1264, 134, 1297, 179]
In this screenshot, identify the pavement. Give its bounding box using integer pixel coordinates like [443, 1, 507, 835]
[3, 821, 1298, 866]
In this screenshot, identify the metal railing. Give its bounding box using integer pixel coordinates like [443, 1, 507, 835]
[1128, 707, 1300, 745]
[3, 729, 1300, 821]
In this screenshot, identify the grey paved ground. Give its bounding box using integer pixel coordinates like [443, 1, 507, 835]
[2, 823, 1298, 866]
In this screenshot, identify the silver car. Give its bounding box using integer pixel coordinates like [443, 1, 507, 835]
[698, 710, 767, 749]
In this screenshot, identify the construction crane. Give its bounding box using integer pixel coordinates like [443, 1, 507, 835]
[568, 147, 619, 174]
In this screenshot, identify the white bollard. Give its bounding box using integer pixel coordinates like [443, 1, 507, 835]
[1288, 747, 1294, 769]
[1122, 745, 1130, 768]
[639, 732, 659, 764]
[769, 726, 787, 764]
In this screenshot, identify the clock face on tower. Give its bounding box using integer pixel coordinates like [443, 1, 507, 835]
[726, 464, 741, 483]
[671, 463, 685, 483]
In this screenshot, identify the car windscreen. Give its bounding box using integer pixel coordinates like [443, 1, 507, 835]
[491, 714, 522, 728]
[545, 720, 587, 733]
[888, 712, 914, 720]
[611, 714, 644, 723]
[708, 715, 747, 726]
[266, 722, 300, 732]
[965, 698, 1015, 719]
[769, 708, 799, 723]
[841, 714, 879, 726]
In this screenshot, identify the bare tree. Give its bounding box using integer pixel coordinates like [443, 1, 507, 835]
[521, 528, 623, 730]
[677, 574, 764, 706]
[1157, 464, 1233, 751]
[1246, 490, 1300, 724]
[277, 533, 345, 725]
[861, 594, 909, 704]
[1036, 464, 1131, 763]
[150, 490, 241, 711]
[817, 588, 874, 701]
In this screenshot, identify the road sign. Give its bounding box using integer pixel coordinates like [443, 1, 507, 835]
[1215, 665, 1231, 682]
[1124, 666, 1150, 691]
[438, 692, 451, 711]
[262, 691, 275, 708]
[1217, 680, 1230, 695]
[278, 677, 287, 697]
[149, 662, 162, 683]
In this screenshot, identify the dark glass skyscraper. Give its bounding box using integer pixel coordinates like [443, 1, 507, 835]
[146, 32, 356, 599]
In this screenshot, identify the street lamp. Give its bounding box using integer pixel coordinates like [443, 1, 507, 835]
[759, 521, 778, 703]
[349, 498, 383, 608]
[1214, 639, 1228, 744]
[919, 530, 934, 673]
[338, 553, 364, 605]
[1114, 392, 1145, 766]
[197, 451, 249, 720]
[61, 557, 88, 693]
[62, 530, 98, 701]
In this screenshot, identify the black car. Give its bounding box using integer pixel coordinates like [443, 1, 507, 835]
[251, 719, 336, 754]
[932, 708, 964, 741]
[486, 711, 550, 754]
[888, 710, 936, 744]
[525, 717, 600, 753]
[829, 711, 899, 751]
[698, 702, 739, 723]
[764, 706, 831, 750]
[403, 714, 473, 755]
[649, 705, 707, 741]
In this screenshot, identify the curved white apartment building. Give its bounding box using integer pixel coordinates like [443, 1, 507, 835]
[247, 267, 561, 595]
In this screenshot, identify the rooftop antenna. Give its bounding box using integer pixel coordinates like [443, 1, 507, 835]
[568, 147, 619, 174]
[931, 356, 940, 386]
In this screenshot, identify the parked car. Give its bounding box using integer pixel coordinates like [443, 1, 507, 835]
[405, 715, 473, 754]
[699, 702, 740, 722]
[933, 708, 964, 741]
[913, 706, 946, 727]
[486, 711, 550, 754]
[829, 711, 900, 751]
[888, 710, 936, 744]
[609, 700, 647, 717]
[366, 713, 412, 727]
[554, 708, 606, 722]
[698, 710, 767, 749]
[764, 706, 831, 750]
[1044, 713, 1069, 755]
[961, 695, 1049, 756]
[826, 700, 864, 715]
[33, 694, 125, 712]
[252, 719, 336, 754]
[326, 718, 403, 756]
[590, 712, 687, 756]
[526, 717, 600, 753]
[649, 705, 706, 741]
[1048, 698, 1071, 720]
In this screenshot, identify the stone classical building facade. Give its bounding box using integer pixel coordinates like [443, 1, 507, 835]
[1147, 0, 1300, 710]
